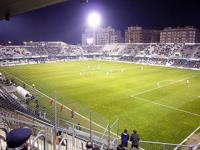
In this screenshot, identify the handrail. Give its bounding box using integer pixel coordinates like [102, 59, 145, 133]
[114, 137, 200, 149]
[58, 138, 67, 150]
[37, 130, 45, 136]
[62, 119, 116, 139]
[0, 128, 7, 141]
[0, 116, 50, 128]
[114, 135, 200, 147]
[99, 124, 109, 150]
[1, 110, 199, 149]
[193, 143, 200, 149]
[0, 127, 8, 134]
[15, 110, 53, 127]
[174, 126, 200, 150]
[30, 134, 46, 150]
[139, 140, 200, 147]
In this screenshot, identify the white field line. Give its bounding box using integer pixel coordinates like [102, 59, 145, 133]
[134, 96, 200, 117]
[174, 126, 200, 150]
[2, 70, 199, 150]
[1, 70, 117, 136]
[131, 75, 197, 97]
[134, 96, 200, 149]
[2, 69, 200, 145]
[157, 80, 174, 85]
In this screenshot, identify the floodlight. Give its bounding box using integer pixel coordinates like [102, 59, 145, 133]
[87, 12, 101, 28]
[86, 38, 94, 44]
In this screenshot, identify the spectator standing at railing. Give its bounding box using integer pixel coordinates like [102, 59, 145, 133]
[76, 123, 81, 130]
[121, 129, 129, 148]
[130, 130, 140, 150]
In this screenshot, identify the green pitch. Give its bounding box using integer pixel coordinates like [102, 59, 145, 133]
[2, 60, 200, 143]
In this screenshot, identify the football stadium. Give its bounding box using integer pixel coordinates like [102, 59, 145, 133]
[1, 42, 200, 149]
[0, 1, 200, 150]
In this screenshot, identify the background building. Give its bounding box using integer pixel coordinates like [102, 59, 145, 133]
[82, 26, 123, 45]
[160, 26, 200, 43]
[125, 26, 160, 43]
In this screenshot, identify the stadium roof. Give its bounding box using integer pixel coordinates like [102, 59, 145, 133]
[0, 0, 67, 20]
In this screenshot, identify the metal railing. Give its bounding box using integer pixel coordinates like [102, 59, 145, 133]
[30, 134, 46, 150]
[0, 111, 101, 150]
[0, 127, 7, 150]
[58, 138, 67, 150]
[139, 140, 200, 150]
[1, 113, 200, 150]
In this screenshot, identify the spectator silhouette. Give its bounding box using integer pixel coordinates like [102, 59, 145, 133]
[6, 128, 32, 150]
[130, 130, 140, 149]
[86, 141, 93, 150]
[121, 129, 129, 147]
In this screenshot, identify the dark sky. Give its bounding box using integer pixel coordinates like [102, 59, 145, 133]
[0, 0, 200, 44]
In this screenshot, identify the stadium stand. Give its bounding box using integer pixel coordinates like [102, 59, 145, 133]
[0, 42, 200, 58]
[1, 42, 200, 69]
[0, 46, 31, 58]
[82, 45, 103, 54]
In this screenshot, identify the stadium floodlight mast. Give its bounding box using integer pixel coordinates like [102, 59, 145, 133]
[87, 12, 101, 45]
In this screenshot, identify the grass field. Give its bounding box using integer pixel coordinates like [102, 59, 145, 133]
[2, 60, 200, 144]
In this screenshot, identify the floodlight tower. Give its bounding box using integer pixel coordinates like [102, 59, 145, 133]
[87, 12, 101, 45]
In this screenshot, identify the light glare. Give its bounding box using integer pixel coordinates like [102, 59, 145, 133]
[86, 38, 94, 44]
[87, 12, 101, 28]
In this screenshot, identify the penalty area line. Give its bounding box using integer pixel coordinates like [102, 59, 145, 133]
[134, 96, 200, 118]
[156, 80, 174, 86]
[130, 75, 197, 98]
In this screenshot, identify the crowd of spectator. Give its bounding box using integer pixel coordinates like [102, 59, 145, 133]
[119, 56, 200, 69]
[82, 45, 103, 54]
[101, 43, 200, 59]
[0, 46, 31, 58]
[0, 42, 200, 69]
[1, 42, 200, 58]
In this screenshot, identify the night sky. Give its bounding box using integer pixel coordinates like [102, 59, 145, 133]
[0, 0, 200, 44]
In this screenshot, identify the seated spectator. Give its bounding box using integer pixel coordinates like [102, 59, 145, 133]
[6, 128, 32, 150]
[86, 141, 93, 150]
